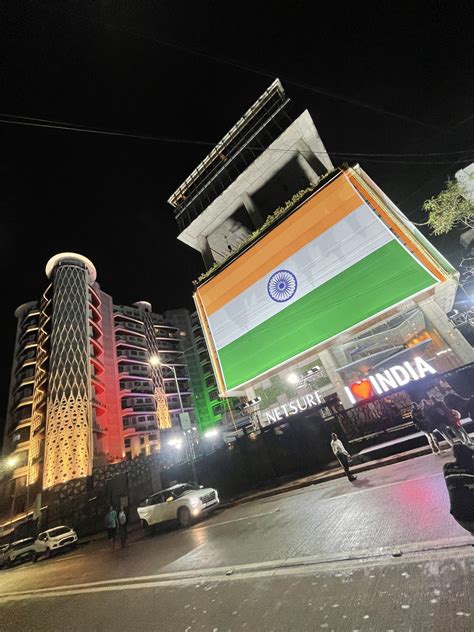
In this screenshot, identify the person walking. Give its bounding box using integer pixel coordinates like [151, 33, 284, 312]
[411, 401, 440, 454]
[444, 393, 473, 446]
[104, 505, 119, 552]
[331, 433, 357, 482]
[443, 444, 474, 535]
[423, 398, 454, 447]
[118, 504, 128, 548]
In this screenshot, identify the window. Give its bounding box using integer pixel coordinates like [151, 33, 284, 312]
[124, 438, 131, 447]
[140, 437, 145, 445]
[149, 434, 157, 441]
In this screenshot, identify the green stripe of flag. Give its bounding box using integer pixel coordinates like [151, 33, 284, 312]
[218, 241, 436, 390]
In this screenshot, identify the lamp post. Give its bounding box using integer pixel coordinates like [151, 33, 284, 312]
[1, 456, 19, 527]
[150, 354, 198, 485]
[287, 366, 323, 392]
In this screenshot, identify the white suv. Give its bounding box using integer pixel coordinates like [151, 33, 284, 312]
[1, 538, 36, 568]
[33, 525, 78, 560]
[138, 483, 219, 532]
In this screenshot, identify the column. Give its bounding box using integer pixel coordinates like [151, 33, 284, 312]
[318, 348, 353, 408]
[197, 235, 215, 269]
[241, 192, 264, 229]
[419, 298, 474, 365]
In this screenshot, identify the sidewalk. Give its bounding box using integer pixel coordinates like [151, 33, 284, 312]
[220, 442, 447, 509]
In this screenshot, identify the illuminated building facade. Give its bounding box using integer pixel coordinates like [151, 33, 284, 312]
[169, 81, 474, 417]
[165, 309, 240, 432]
[2, 254, 194, 512]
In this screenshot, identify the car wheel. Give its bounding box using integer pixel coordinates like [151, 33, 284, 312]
[178, 507, 192, 528]
[142, 520, 155, 536]
[32, 553, 38, 563]
[45, 547, 51, 559]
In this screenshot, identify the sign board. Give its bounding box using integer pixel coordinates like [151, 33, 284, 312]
[194, 171, 447, 394]
[265, 391, 322, 424]
[179, 412, 191, 431]
[344, 356, 437, 404]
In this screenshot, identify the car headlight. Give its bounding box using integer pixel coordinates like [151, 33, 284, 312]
[190, 498, 200, 507]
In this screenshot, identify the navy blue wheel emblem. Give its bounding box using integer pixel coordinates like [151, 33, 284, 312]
[267, 270, 297, 302]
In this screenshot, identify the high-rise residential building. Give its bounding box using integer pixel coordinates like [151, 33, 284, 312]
[165, 309, 239, 432]
[168, 80, 474, 415]
[2, 253, 194, 514]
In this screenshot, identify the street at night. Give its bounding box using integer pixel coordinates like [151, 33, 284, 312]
[1, 454, 472, 631]
[1, 3, 473, 631]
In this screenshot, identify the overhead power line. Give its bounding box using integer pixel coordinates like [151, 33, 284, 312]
[34, 2, 464, 136]
[1, 114, 472, 165]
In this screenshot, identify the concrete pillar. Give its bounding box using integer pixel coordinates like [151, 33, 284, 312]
[419, 298, 474, 365]
[318, 348, 353, 408]
[241, 192, 264, 229]
[296, 152, 320, 185]
[197, 236, 215, 269]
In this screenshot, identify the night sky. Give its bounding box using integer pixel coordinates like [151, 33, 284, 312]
[0, 1, 472, 437]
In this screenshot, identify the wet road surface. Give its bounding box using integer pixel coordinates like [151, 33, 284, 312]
[1, 453, 472, 631]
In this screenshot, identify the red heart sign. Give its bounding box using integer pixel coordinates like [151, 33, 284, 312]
[350, 379, 373, 400]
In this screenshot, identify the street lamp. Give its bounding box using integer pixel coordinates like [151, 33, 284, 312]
[150, 354, 184, 414]
[286, 366, 322, 390]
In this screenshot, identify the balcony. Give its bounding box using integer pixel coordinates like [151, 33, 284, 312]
[90, 355, 105, 374]
[115, 334, 146, 349]
[91, 373, 105, 395]
[90, 337, 104, 356]
[92, 397, 106, 415]
[89, 286, 101, 308]
[13, 394, 33, 410]
[93, 422, 107, 434]
[115, 321, 145, 335]
[117, 349, 148, 362]
[118, 365, 151, 378]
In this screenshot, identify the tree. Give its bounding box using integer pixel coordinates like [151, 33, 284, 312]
[422, 178, 474, 235]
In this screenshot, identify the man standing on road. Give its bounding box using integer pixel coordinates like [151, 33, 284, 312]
[331, 433, 357, 482]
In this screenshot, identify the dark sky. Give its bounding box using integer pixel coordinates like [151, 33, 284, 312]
[0, 1, 472, 429]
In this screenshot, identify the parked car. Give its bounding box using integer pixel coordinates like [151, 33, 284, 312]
[0, 543, 11, 568]
[33, 525, 78, 561]
[1, 538, 36, 568]
[138, 483, 219, 533]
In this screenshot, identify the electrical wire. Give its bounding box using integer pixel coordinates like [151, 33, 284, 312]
[0, 114, 472, 165]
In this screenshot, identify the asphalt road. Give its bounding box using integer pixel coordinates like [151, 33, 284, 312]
[1, 453, 473, 631]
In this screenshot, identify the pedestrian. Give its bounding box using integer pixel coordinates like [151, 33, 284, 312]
[118, 504, 128, 548]
[411, 401, 440, 454]
[383, 397, 399, 431]
[104, 505, 118, 551]
[442, 395, 472, 446]
[443, 444, 474, 535]
[423, 398, 454, 447]
[330, 433, 357, 482]
[435, 400, 471, 445]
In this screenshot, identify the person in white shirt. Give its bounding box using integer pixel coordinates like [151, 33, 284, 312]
[331, 433, 357, 482]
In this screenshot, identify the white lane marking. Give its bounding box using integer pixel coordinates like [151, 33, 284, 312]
[189, 509, 278, 531]
[3, 533, 471, 601]
[1, 540, 473, 603]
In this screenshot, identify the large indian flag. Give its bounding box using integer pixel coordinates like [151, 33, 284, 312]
[195, 171, 446, 392]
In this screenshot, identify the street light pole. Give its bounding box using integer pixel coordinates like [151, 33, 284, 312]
[152, 355, 199, 486]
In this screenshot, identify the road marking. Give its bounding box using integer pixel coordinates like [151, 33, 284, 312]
[189, 509, 278, 531]
[0, 537, 472, 603]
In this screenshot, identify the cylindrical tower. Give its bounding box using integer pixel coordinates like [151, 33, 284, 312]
[43, 253, 97, 488]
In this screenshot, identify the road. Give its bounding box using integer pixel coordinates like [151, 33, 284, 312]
[0, 453, 473, 631]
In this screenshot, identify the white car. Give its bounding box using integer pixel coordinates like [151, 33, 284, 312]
[33, 525, 78, 560]
[138, 483, 219, 532]
[1, 538, 36, 568]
